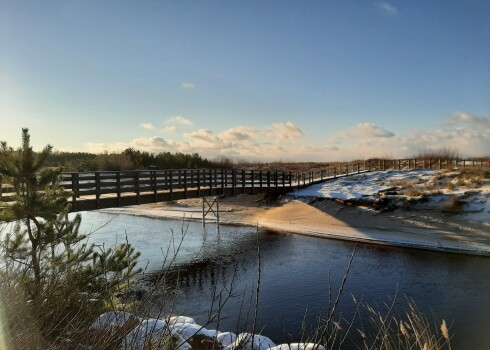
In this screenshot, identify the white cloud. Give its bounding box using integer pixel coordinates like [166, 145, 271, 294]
[376, 1, 398, 15]
[324, 113, 489, 160]
[181, 82, 196, 90]
[86, 113, 489, 161]
[444, 112, 490, 128]
[140, 123, 155, 130]
[327, 123, 395, 145]
[161, 126, 177, 133]
[266, 122, 305, 142]
[87, 136, 178, 154]
[166, 115, 194, 126]
[184, 129, 222, 145]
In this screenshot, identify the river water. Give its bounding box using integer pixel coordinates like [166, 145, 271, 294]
[81, 211, 490, 349]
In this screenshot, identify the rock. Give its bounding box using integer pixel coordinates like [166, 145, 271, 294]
[269, 344, 325, 350]
[224, 333, 276, 350]
[124, 318, 167, 350]
[216, 332, 237, 347]
[89, 311, 137, 331]
[168, 316, 196, 326]
[170, 322, 218, 339]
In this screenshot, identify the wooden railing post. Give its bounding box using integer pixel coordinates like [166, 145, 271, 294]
[197, 169, 201, 197]
[214, 169, 218, 193]
[71, 173, 78, 210]
[251, 170, 254, 195]
[184, 170, 188, 198]
[116, 172, 121, 207]
[169, 170, 173, 200]
[135, 172, 140, 205]
[95, 172, 101, 209]
[153, 171, 157, 202]
[221, 169, 225, 194]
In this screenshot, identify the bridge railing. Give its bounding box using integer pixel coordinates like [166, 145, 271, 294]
[1, 158, 488, 210]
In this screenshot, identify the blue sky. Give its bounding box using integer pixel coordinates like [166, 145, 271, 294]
[1, 0, 489, 161]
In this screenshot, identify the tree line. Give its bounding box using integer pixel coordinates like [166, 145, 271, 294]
[45, 148, 232, 171]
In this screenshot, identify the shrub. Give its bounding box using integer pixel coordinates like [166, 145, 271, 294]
[0, 129, 141, 346]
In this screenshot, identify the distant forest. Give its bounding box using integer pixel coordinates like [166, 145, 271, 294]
[46, 148, 232, 171]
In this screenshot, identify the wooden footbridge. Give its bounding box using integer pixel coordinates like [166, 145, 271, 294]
[0, 158, 488, 212]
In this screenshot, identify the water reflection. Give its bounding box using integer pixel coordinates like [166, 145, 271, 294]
[80, 212, 490, 349]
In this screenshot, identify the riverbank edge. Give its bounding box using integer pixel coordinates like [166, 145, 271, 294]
[99, 206, 490, 258]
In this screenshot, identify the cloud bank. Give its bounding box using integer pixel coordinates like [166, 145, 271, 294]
[87, 113, 489, 161]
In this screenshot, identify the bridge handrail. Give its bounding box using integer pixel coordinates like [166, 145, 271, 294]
[1, 158, 489, 210]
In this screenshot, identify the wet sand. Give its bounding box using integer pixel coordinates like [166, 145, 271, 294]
[100, 193, 490, 256]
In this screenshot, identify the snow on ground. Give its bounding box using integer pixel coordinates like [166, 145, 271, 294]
[90, 312, 321, 350]
[292, 170, 438, 200]
[291, 169, 490, 223]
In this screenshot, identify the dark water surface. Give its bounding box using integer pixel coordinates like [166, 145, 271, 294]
[81, 211, 490, 349]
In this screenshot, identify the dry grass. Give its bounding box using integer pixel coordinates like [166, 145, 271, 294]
[356, 298, 452, 350]
[442, 197, 466, 214]
[403, 184, 426, 198]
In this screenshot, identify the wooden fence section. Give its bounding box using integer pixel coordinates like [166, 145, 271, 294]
[0, 158, 488, 212]
[64, 169, 295, 211]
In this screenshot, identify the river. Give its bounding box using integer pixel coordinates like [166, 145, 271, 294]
[81, 211, 490, 349]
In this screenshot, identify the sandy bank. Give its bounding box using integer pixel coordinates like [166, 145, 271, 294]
[100, 194, 490, 256]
